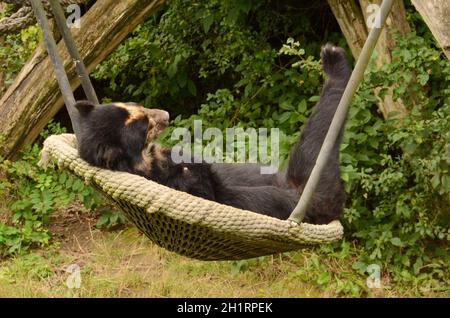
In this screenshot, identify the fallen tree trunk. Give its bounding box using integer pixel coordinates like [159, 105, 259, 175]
[328, 0, 410, 119]
[0, 2, 7, 97]
[327, 0, 368, 59]
[0, 0, 165, 159]
[412, 0, 450, 60]
[359, 0, 410, 119]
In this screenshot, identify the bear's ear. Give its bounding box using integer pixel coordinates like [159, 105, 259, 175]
[74, 100, 95, 116]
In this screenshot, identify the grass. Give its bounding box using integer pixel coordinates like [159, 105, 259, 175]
[0, 227, 320, 297]
[0, 228, 444, 297]
[0, 207, 448, 298]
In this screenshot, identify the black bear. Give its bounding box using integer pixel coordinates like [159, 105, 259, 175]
[75, 44, 351, 224]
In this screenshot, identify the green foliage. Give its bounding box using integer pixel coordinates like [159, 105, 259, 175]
[96, 209, 127, 230]
[93, 0, 333, 117]
[341, 31, 450, 286]
[0, 122, 103, 256]
[293, 242, 366, 297]
[0, 25, 40, 87]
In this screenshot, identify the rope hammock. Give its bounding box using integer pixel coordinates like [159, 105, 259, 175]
[32, 0, 394, 260]
[40, 134, 344, 260]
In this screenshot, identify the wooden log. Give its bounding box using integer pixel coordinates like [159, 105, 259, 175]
[359, 0, 411, 65]
[0, 2, 7, 97]
[327, 0, 368, 59]
[359, 0, 410, 119]
[412, 0, 450, 60]
[329, 0, 411, 119]
[0, 0, 165, 158]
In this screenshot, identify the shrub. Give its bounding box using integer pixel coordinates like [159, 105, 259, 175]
[0, 123, 103, 256]
[341, 32, 450, 285]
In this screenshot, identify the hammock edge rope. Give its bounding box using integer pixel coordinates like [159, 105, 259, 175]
[40, 134, 344, 260]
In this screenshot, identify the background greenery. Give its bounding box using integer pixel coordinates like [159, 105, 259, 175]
[0, 0, 448, 296]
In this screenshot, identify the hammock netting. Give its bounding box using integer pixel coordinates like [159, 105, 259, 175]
[40, 134, 344, 261]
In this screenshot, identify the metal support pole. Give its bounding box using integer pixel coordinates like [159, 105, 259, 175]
[30, 0, 81, 137]
[288, 0, 395, 224]
[48, 0, 99, 104]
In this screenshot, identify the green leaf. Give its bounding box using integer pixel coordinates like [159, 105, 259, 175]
[413, 258, 423, 275]
[177, 71, 188, 88]
[316, 272, 330, 286]
[167, 54, 182, 78]
[279, 101, 294, 111]
[202, 14, 214, 33]
[308, 95, 320, 102]
[417, 73, 429, 86]
[278, 112, 291, 124]
[341, 172, 349, 183]
[390, 237, 402, 247]
[431, 174, 441, 189]
[352, 261, 367, 274]
[58, 173, 67, 184]
[187, 80, 197, 96]
[225, 7, 240, 25]
[297, 99, 307, 113]
[110, 212, 119, 224]
[441, 175, 450, 191]
[96, 215, 110, 228]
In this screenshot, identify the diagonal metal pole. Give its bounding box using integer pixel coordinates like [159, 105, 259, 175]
[30, 0, 81, 137]
[48, 0, 99, 104]
[288, 0, 395, 224]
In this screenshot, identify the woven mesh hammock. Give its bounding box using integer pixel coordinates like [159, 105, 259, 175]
[40, 134, 344, 260]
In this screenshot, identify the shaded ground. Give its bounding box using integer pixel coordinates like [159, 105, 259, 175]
[48, 203, 98, 250]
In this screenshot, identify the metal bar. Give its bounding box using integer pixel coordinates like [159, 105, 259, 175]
[29, 0, 81, 137]
[288, 0, 395, 224]
[48, 0, 99, 104]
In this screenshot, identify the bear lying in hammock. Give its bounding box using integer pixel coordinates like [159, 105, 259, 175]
[74, 44, 351, 224]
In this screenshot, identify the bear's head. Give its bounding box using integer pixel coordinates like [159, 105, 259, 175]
[74, 100, 169, 175]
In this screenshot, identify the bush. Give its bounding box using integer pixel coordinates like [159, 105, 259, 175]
[0, 123, 103, 256]
[341, 32, 450, 285]
[0, 25, 39, 88]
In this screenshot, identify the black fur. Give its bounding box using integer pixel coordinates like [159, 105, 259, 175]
[286, 44, 351, 223]
[74, 44, 351, 224]
[76, 102, 149, 173]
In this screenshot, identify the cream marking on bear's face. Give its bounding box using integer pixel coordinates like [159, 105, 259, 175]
[113, 102, 170, 151]
[135, 143, 169, 177]
[114, 103, 147, 126]
[135, 149, 153, 175]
